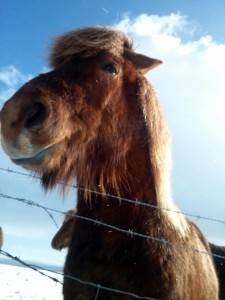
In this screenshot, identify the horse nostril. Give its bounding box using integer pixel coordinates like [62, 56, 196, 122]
[24, 102, 46, 128]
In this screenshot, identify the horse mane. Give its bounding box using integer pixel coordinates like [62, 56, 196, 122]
[50, 27, 133, 68]
[138, 76, 188, 235]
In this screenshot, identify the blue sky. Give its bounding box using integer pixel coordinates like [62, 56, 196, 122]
[0, 0, 225, 267]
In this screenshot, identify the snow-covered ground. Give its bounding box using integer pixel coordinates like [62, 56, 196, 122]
[0, 263, 63, 299]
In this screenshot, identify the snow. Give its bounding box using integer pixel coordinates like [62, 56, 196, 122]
[0, 263, 63, 299]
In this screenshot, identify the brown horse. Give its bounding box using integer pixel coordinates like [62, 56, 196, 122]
[51, 209, 76, 250]
[0, 27, 218, 299]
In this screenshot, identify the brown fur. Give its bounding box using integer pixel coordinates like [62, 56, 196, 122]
[0, 27, 218, 299]
[52, 208, 225, 300]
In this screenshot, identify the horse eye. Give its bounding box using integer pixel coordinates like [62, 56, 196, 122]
[102, 63, 118, 76]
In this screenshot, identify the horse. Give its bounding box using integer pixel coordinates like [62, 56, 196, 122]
[51, 209, 76, 250]
[0, 27, 219, 299]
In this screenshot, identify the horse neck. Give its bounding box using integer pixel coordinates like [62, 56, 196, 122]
[76, 122, 159, 226]
[76, 123, 188, 238]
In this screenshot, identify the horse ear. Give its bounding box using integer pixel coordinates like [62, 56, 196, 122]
[127, 52, 163, 74]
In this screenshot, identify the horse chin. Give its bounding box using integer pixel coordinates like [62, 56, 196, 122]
[11, 144, 56, 171]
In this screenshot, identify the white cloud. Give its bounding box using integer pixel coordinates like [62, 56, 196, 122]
[0, 66, 32, 104]
[118, 13, 196, 39]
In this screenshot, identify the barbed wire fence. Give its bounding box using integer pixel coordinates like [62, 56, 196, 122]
[0, 166, 225, 299]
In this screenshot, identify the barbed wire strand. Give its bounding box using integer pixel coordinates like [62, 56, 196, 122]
[0, 167, 225, 227]
[0, 186, 58, 228]
[0, 249, 157, 300]
[1, 191, 225, 261]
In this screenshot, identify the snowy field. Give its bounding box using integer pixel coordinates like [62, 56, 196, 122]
[0, 263, 63, 300]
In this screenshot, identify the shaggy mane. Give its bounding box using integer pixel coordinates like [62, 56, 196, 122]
[138, 76, 188, 234]
[50, 27, 133, 68]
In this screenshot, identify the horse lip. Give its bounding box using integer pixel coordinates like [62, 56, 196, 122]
[11, 145, 55, 166]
